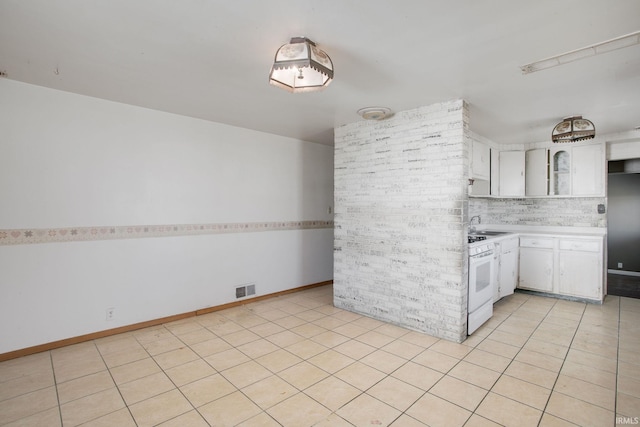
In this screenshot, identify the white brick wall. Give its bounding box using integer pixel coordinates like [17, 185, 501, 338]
[334, 100, 469, 343]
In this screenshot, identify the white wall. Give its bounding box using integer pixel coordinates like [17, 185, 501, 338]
[0, 79, 334, 354]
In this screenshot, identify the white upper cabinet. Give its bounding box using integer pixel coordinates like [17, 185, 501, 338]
[525, 148, 548, 196]
[471, 140, 490, 180]
[498, 151, 525, 196]
[572, 144, 605, 196]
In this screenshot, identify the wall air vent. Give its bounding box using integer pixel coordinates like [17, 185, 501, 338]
[235, 283, 256, 299]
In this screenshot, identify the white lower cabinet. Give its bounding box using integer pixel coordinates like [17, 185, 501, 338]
[494, 237, 519, 302]
[517, 234, 604, 301]
[558, 239, 603, 299]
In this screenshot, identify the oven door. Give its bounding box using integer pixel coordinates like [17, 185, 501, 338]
[468, 249, 495, 314]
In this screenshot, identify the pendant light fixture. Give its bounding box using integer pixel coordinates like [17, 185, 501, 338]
[269, 37, 333, 93]
[552, 116, 596, 143]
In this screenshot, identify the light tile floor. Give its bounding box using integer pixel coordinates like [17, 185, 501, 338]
[1, 285, 639, 426]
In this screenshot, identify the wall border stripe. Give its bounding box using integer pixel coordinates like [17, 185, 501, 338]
[0, 220, 334, 246]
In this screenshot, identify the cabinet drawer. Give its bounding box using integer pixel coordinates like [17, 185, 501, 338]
[519, 236, 554, 249]
[559, 239, 600, 252]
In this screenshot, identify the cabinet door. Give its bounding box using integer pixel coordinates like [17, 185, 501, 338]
[549, 148, 571, 196]
[572, 144, 605, 196]
[499, 151, 525, 196]
[525, 149, 548, 196]
[472, 140, 491, 180]
[518, 247, 553, 292]
[499, 248, 518, 298]
[558, 251, 601, 299]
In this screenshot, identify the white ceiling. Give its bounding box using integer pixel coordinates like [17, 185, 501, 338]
[1, 0, 639, 146]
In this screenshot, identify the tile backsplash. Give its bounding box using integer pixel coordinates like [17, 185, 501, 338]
[469, 197, 606, 228]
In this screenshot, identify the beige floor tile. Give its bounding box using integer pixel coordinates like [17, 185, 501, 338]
[406, 392, 471, 427]
[515, 348, 564, 372]
[463, 348, 511, 373]
[428, 339, 473, 359]
[141, 336, 184, 356]
[118, 371, 175, 405]
[335, 361, 387, 391]
[206, 319, 244, 336]
[180, 373, 236, 407]
[382, 339, 424, 359]
[375, 323, 412, 339]
[617, 375, 640, 399]
[554, 374, 615, 410]
[164, 319, 202, 336]
[60, 387, 125, 427]
[94, 335, 142, 356]
[367, 376, 424, 411]
[0, 369, 54, 401]
[2, 406, 61, 427]
[391, 361, 443, 391]
[564, 348, 617, 374]
[560, 360, 616, 390]
[487, 329, 529, 347]
[476, 392, 542, 427]
[398, 331, 440, 348]
[412, 348, 459, 373]
[153, 346, 199, 370]
[351, 316, 386, 330]
[273, 315, 307, 329]
[236, 338, 279, 359]
[242, 375, 298, 409]
[360, 349, 406, 374]
[266, 330, 307, 347]
[475, 338, 520, 359]
[311, 330, 351, 348]
[0, 352, 52, 383]
[312, 413, 355, 427]
[305, 376, 361, 411]
[100, 346, 149, 368]
[504, 360, 557, 389]
[267, 392, 332, 426]
[81, 408, 136, 427]
[430, 375, 487, 411]
[173, 327, 217, 346]
[463, 414, 502, 427]
[221, 329, 261, 347]
[51, 356, 107, 384]
[331, 322, 369, 338]
[618, 359, 640, 381]
[221, 360, 272, 388]
[109, 357, 160, 385]
[290, 322, 328, 338]
[277, 361, 329, 390]
[333, 339, 376, 360]
[128, 389, 193, 427]
[204, 348, 250, 371]
[356, 330, 396, 348]
[56, 370, 115, 404]
[285, 338, 328, 359]
[307, 349, 355, 373]
[492, 375, 551, 410]
[189, 337, 232, 357]
[256, 348, 303, 373]
[336, 393, 401, 426]
[164, 359, 216, 387]
[617, 392, 640, 418]
[538, 412, 580, 427]
[133, 326, 172, 343]
[237, 411, 282, 427]
[545, 391, 614, 427]
[0, 386, 59, 425]
[523, 338, 569, 359]
[157, 409, 209, 427]
[448, 361, 501, 390]
[248, 321, 286, 337]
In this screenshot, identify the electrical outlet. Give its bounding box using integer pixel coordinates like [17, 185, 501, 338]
[618, 262, 623, 269]
[105, 307, 115, 321]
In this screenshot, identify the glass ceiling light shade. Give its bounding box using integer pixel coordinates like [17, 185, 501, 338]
[552, 116, 596, 143]
[269, 37, 333, 93]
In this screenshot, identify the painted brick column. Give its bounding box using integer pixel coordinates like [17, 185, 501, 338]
[334, 100, 469, 342]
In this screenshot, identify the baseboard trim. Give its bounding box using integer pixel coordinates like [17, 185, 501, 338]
[608, 269, 640, 277]
[0, 280, 333, 362]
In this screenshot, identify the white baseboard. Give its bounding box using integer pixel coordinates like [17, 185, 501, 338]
[608, 269, 640, 277]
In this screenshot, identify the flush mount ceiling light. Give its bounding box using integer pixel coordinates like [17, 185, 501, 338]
[521, 30, 640, 74]
[269, 37, 333, 93]
[357, 107, 393, 120]
[552, 116, 596, 143]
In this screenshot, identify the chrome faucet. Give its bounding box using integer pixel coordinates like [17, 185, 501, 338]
[469, 215, 481, 234]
